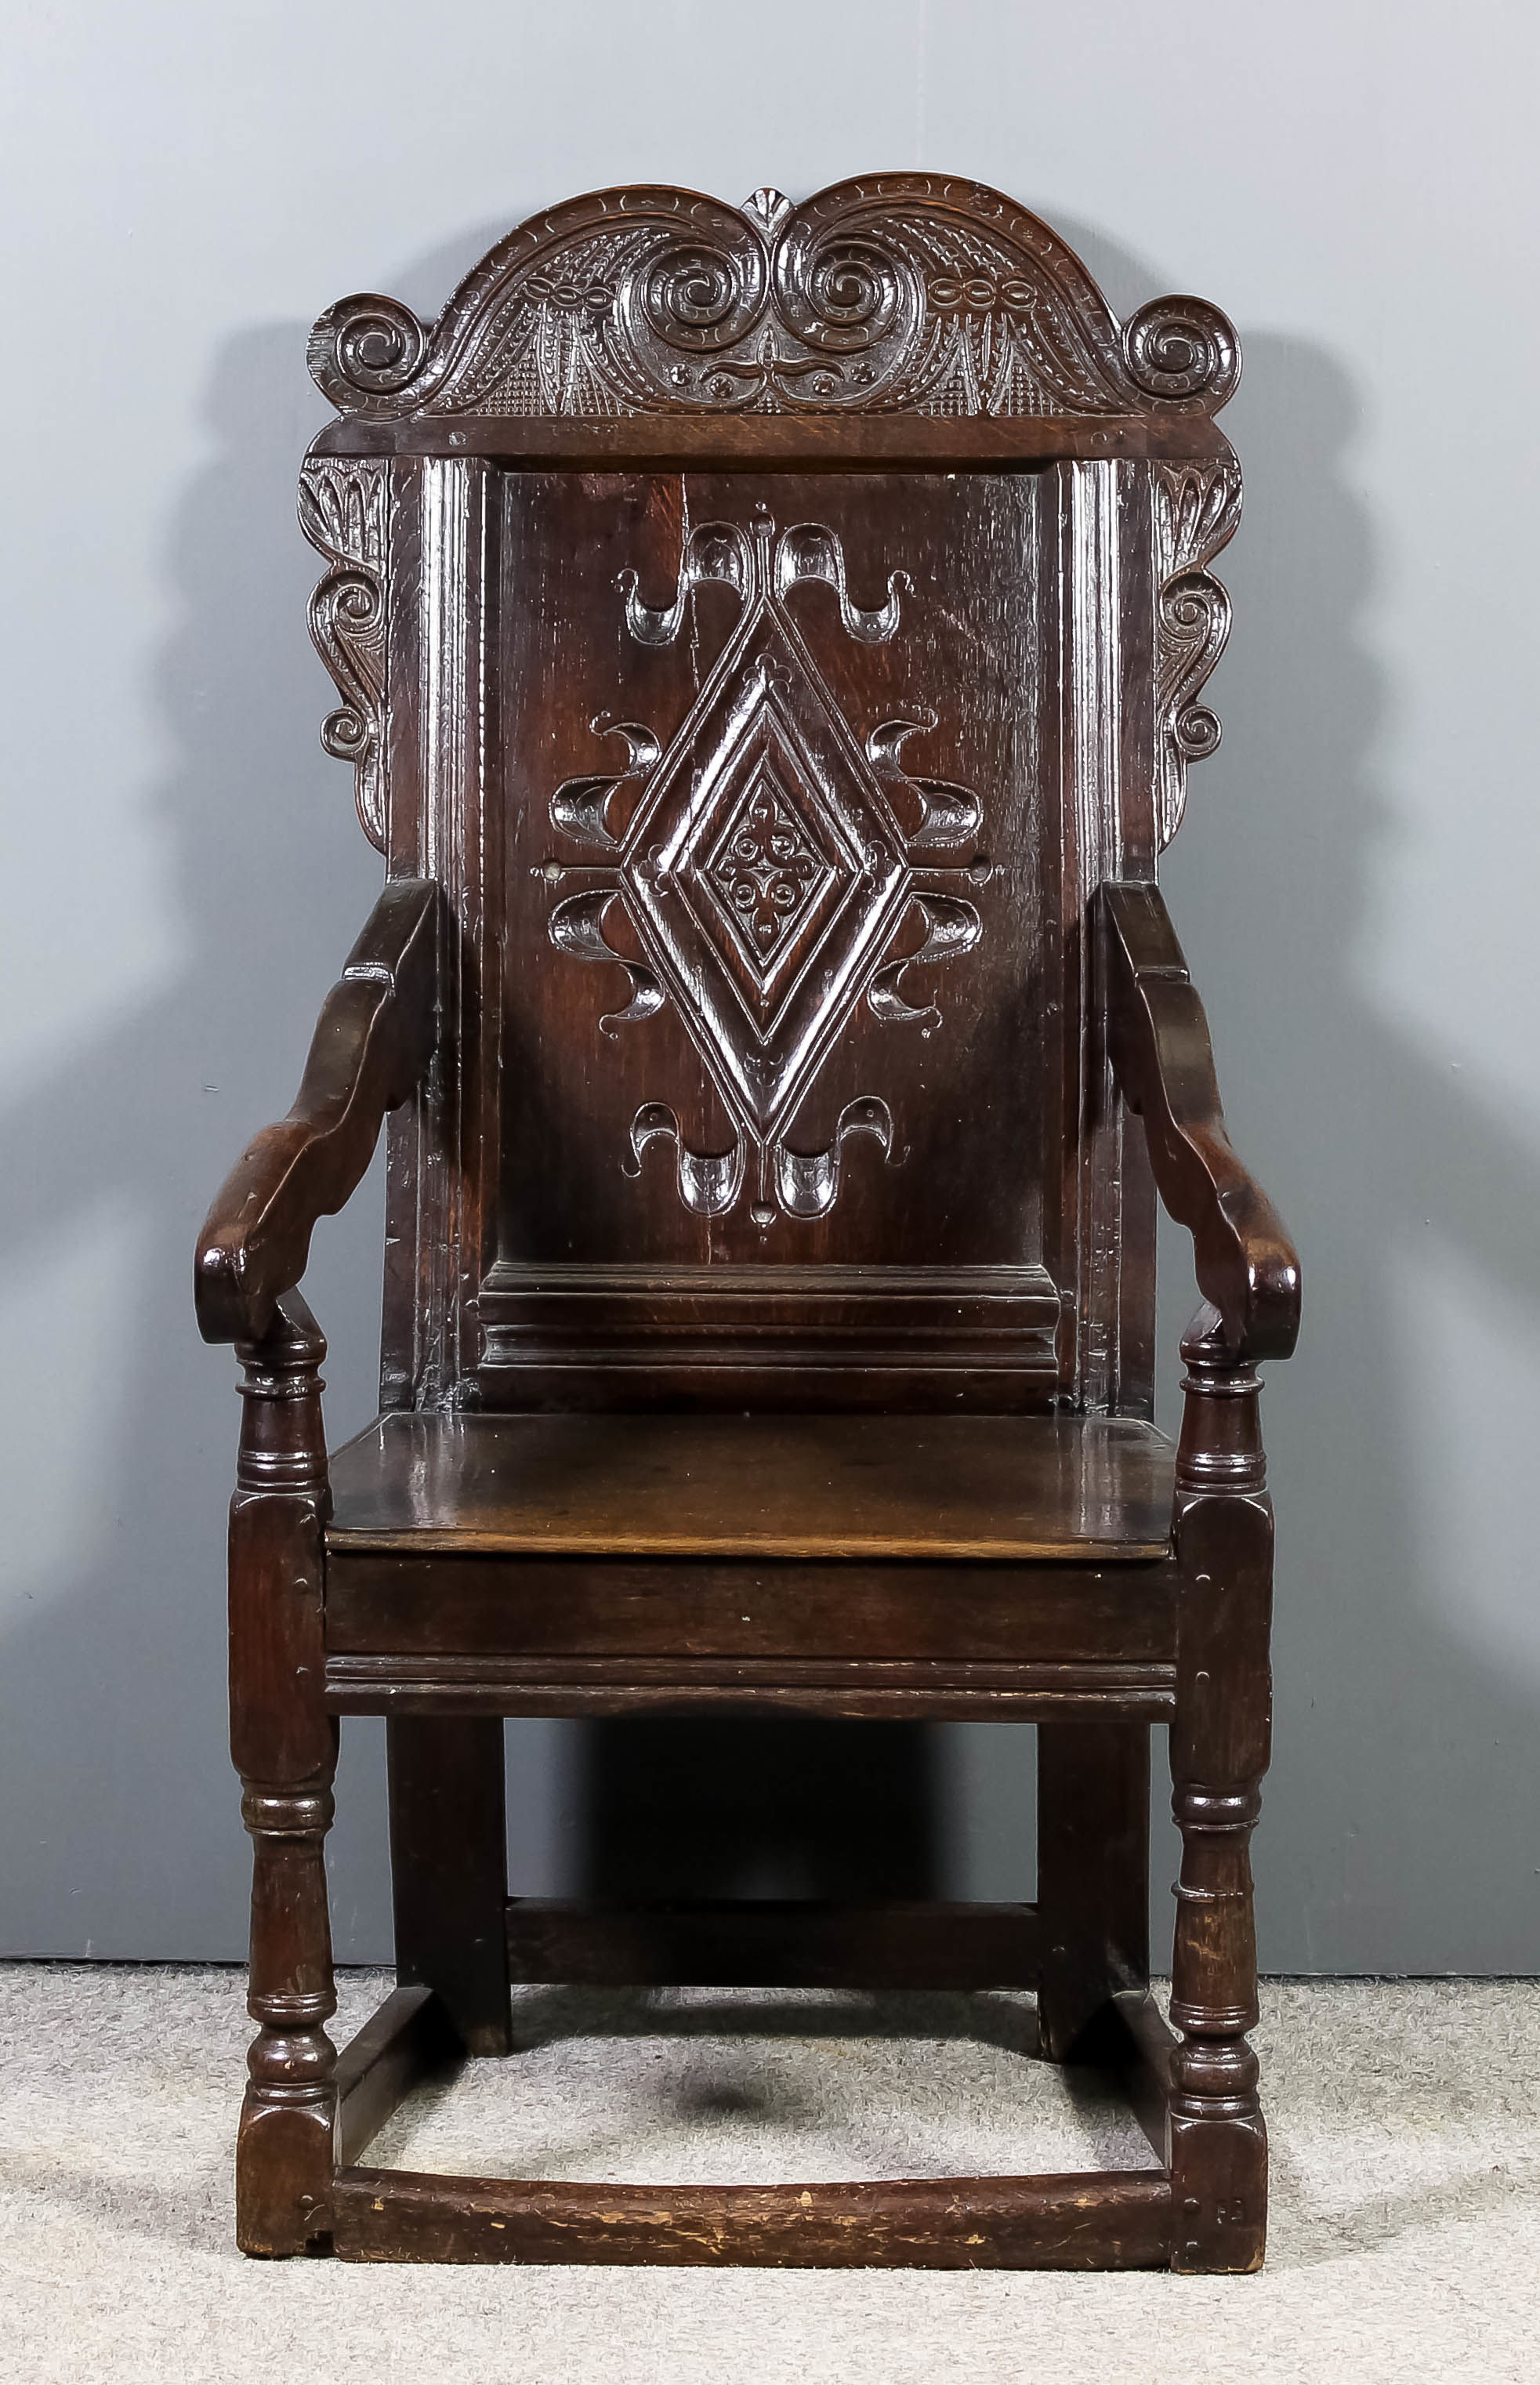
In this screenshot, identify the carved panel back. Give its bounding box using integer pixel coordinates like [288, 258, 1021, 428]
[480, 467, 1132, 1411]
[295, 179, 1244, 1418]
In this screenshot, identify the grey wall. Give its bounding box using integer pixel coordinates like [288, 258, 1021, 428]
[4, 2, 1538, 1970]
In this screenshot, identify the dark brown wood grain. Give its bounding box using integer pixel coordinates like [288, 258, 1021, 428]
[306, 176, 1239, 433]
[226, 1292, 339, 2255]
[476, 1259, 1064, 1414]
[323, 1653, 1176, 1723]
[332, 2167, 1173, 2270]
[195, 880, 441, 1346]
[200, 176, 1295, 2274]
[387, 1719, 512, 2056]
[1166, 1322, 1274, 2273]
[504, 1897, 1041, 1991]
[490, 466, 1074, 1410]
[1037, 1721, 1151, 2061]
[324, 1553, 1177, 1664]
[1103, 882, 1300, 1363]
[313, 411, 1232, 467]
[325, 1412, 1174, 1560]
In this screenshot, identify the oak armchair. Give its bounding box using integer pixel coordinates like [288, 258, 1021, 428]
[197, 176, 1299, 2272]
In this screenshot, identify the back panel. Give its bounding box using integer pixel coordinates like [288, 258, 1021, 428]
[299, 183, 1245, 1423]
[473, 467, 1148, 1409]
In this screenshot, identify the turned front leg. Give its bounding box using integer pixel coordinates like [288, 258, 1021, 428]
[1168, 1321, 1274, 2275]
[228, 1292, 339, 2256]
[237, 1766, 338, 2251]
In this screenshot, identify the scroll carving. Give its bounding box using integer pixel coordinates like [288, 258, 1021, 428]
[1151, 461, 1243, 846]
[539, 513, 987, 1227]
[1123, 298, 1240, 408]
[299, 461, 391, 850]
[308, 177, 1240, 426]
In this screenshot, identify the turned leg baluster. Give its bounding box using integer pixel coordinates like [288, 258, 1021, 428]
[1168, 1313, 1274, 2275]
[228, 1291, 339, 2256]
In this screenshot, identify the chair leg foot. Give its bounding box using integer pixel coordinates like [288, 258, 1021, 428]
[1169, 2111, 1267, 2273]
[235, 2091, 336, 2256]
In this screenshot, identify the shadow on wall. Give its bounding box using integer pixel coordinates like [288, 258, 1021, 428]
[567, 240, 1540, 1963]
[0, 321, 393, 1956]
[1157, 323, 1540, 1972]
[1, 208, 1536, 1970]
[0, 201, 939, 1955]
[0, 215, 533, 1956]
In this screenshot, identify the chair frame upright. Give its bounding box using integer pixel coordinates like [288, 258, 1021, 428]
[197, 174, 1300, 2272]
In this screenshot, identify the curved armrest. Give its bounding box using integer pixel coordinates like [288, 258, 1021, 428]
[195, 879, 443, 1346]
[1103, 882, 1301, 1363]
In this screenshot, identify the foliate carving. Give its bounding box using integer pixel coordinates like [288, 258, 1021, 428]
[299, 460, 391, 850]
[540, 513, 987, 1227]
[1152, 461, 1243, 846]
[308, 177, 1240, 424]
[743, 186, 793, 238]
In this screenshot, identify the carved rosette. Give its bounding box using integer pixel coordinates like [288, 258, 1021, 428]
[539, 513, 987, 1228]
[306, 177, 1241, 426]
[298, 460, 391, 850]
[1151, 461, 1243, 846]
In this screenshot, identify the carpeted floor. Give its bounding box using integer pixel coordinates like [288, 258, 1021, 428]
[0, 1967, 1535, 2383]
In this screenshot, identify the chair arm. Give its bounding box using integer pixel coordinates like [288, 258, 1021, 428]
[1103, 882, 1301, 1364]
[195, 879, 442, 1347]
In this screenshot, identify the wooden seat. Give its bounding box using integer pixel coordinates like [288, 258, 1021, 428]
[196, 176, 1300, 2275]
[326, 1412, 1176, 1561]
[323, 1412, 1179, 1703]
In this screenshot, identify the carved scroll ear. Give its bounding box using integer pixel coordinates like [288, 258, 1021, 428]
[308, 293, 429, 412]
[1122, 296, 1241, 412]
[776, 524, 907, 642]
[618, 522, 754, 645]
[627, 1104, 747, 1216]
[773, 1097, 895, 1219]
[864, 716, 982, 846]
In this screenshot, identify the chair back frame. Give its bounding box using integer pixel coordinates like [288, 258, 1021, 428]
[299, 178, 1242, 1419]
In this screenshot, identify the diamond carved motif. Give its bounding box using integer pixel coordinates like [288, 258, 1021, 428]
[701, 756, 834, 981]
[542, 512, 987, 1225]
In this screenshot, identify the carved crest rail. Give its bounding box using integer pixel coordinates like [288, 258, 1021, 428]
[306, 178, 1238, 426]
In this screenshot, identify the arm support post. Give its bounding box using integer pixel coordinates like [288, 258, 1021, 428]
[229, 1289, 338, 2253]
[200, 880, 440, 2245]
[1103, 881, 1297, 2272]
[1102, 881, 1300, 1365]
[194, 879, 442, 1347]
